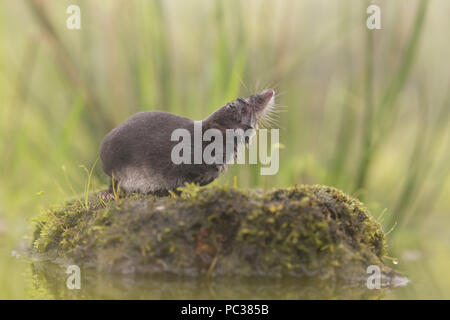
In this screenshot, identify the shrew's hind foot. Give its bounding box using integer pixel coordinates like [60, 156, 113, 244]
[99, 190, 115, 201]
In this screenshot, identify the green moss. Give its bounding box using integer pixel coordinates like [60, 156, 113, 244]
[30, 184, 395, 281]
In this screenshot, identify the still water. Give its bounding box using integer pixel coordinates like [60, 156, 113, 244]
[2, 229, 449, 300]
[27, 262, 397, 299]
[1, 248, 410, 299]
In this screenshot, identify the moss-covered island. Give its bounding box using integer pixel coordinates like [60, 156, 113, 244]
[31, 184, 399, 285]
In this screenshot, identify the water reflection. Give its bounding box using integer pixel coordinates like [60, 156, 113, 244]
[28, 261, 397, 299]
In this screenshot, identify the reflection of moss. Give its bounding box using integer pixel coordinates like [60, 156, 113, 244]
[29, 261, 389, 299]
[31, 184, 395, 281]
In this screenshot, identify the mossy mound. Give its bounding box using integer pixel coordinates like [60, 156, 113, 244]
[31, 184, 396, 282]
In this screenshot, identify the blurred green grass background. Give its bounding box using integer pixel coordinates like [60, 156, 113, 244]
[0, 0, 449, 298]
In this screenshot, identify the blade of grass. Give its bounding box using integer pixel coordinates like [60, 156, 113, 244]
[354, 0, 429, 192]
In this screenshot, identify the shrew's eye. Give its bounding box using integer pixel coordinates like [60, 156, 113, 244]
[241, 108, 247, 115]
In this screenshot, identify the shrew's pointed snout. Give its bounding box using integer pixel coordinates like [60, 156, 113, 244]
[261, 89, 274, 100]
[256, 89, 275, 106]
[252, 89, 275, 112]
